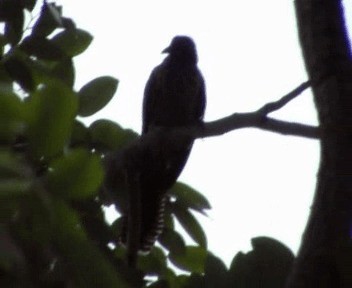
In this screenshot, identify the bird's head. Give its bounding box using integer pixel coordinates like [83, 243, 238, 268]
[162, 36, 198, 64]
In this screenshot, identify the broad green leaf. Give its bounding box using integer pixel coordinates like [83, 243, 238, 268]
[52, 201, 131, 288]
[172, 203, 207, 248]
[169, 246, 207, 274]
[0, 150, 28, 178]
[0, 121, 23, 143]
[89, 119, 132, 150]
[159, 228, 186, 255]
[0, 179, 31, 197]
[78, 76, 118, 117]
[26, 80, 78, 158]
[0, 88, 25, 142]
[0, 88, 24, 121]
[47, 149, 103, 199]
[51, 28, 93, 57]
[163, 210, 175, 229]
[170, 182, 211, 214]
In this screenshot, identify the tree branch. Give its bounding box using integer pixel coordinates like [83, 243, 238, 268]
[171, 80, 320, 140]
[197, 114, 319, 139]
[257, 81, 311, 114]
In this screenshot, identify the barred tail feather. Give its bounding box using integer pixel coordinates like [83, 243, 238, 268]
[119, 194, 167, 252]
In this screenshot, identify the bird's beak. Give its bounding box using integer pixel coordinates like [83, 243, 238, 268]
[162, 46, 170, 54]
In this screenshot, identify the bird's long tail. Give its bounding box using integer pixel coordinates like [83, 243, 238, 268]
[119, 193, 166, 252]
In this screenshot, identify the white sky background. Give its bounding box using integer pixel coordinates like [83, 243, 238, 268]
[56, 0, 351, 266]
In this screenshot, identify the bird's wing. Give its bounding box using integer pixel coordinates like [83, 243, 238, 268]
[142, 65, 163, 134]
[195, 70, 206, 121]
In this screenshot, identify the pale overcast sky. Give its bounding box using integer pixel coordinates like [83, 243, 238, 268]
[56, 0, 351, 266]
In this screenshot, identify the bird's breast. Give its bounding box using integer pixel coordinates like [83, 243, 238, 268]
[156, 68, 201, 126]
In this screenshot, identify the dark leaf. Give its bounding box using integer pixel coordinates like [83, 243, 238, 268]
[204, 253, 228, 287]
[158, 228, 186, 255]
[78, 76, 118, 117]
[0, 63, 13, 91]
[0, 88, 24, 120]
[52, 201, 131, 288]
[148, 269, 179, 288]
[0, 179, 31, 197]
[4, 8, 24, 46]
[228, 237, 294, 288]
[23, 0, 37, 11]
[163, 210, 175, 230]
[170, 182, 211, 215]
[32, 2, 63, 37]
[61, 17, 76, 29]
[0, 226, 25, 273]
[0, 149, 31, 197]
[26, 80, 78, 158]
[47, 149, 104, 199]
[4, 56, 35, 91]
[0, 150, 28, 179]
[73, 199, 113, 247]
[0, 33, 7, 57]
[169, 245, 207, 273]
[51, 28, 93, 57]
[137, 246, 167, 276]
[0, 62, 13, 94]
[177, 274, 205, 288]
[51, 58, 75, 87]
[27, 57, 75, 87]
[20, 36, 66, 60]
[70, 120, 89, 147]
[0, 87, 25, 142]
[172, 203, 207, 248]
[89, 119, 132, 151]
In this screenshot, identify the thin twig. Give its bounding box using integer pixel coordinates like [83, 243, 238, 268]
[258, 81, 311, 114]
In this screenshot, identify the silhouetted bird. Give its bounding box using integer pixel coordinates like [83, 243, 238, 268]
[135, 35, 206, 251]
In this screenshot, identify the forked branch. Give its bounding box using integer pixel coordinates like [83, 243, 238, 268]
[173, 80, 320, 140]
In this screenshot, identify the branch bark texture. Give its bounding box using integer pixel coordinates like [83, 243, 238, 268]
[287, 1, 352, 287]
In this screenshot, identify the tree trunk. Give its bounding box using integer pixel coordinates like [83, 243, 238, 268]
[287, 1, 352, 287]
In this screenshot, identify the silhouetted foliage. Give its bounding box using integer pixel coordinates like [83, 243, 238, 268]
[0, 1, 294, 287]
